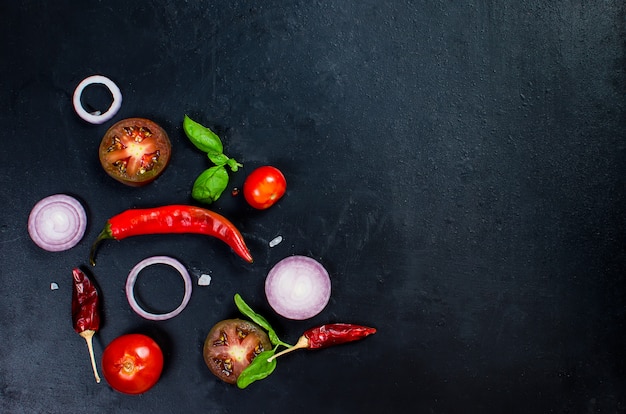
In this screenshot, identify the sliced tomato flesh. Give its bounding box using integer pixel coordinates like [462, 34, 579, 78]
[104, 126, 161, 177]
[203, 319, 270, 384]
[209, 326, 265, 377]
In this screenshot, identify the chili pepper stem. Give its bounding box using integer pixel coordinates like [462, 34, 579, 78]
[79, 329, 101, 383]
[89, 225, 113, 266]
[267, 335, 310, 362]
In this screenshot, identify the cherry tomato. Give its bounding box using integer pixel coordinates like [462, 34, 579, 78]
[101, 333, 164, 395]
[203, 319, 271, 384]
[242, 166, 286, 209]
[99, 118, 171, 186]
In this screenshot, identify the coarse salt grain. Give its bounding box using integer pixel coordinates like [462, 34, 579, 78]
[269, 235, 283, 247]
[198, 274, 212, 286]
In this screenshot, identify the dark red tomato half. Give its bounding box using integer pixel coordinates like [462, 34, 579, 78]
[242, 166, 286, 209]
[101, 333, 164, 395]
[203, 319, 271, 384]
[99, 118, 171, 186]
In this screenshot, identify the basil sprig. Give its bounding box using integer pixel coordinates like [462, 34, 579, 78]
[233, 294, 293, 389]
[191, 165, 228, 204]
[236, 350, 277, 389]
[183, 115, 242, 204]
[234, 294, 292, 348]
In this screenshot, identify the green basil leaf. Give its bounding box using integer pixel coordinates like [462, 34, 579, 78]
[183, 115, 224, 154]
[234, 294, 291, 347]
[191, 166, 228, 204]
[225, 158, 243, 172]
[234, 294, 273, 331]
[208, 152, 242, 172]
[207, 152, 229, 166]
[236, 349, 277, 389]
[267, 330, 289, 348]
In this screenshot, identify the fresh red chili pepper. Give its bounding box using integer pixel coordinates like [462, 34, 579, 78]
[89, 204, 253, 266]
[267, 323, 376, 361]
[71, 267, 101, 383]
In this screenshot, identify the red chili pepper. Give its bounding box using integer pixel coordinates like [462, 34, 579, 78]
[89, 204, 253, 266]
[302, 323, 377, 349]
[71, 268, 101, 383]
[268, 323, 376, 362]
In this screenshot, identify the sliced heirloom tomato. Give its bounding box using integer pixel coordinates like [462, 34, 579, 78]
[99, 118, 171, 186]
[203, 319, 272, 384]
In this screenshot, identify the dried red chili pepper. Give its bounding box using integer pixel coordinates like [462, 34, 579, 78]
[71, 267, 101, 383]
[268, 323, 376, 361]
[302, 323, 377, 349]
[89, 204, 253, 266]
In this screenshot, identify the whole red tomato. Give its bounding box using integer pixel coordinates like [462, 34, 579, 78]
[243, 166, 286, 209]
[101, 333, 164, 395]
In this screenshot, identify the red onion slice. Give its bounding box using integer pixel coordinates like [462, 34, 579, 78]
[265, 255, 331, 320]
[28, 194, 87, 252]
[72, 75, 122, 124]
[126, 256, 192, 321]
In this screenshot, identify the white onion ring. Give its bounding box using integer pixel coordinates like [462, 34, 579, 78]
[265, 255, 331, 320]
[126, 256, 192, 321]
[72, 75, 122, 124]
[27, 194, 87, 252]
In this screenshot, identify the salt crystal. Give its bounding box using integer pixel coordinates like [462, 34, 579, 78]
[269, 235, 283, 247]
[198, 274, 212, 286]
[50, 282, 59, 290]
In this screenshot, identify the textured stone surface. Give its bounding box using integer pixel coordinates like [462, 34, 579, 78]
[1, 1, 624, 412]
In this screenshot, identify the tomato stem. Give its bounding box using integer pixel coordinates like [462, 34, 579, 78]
[122, 360, 135, 373]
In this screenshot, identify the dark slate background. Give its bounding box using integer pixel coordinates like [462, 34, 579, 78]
[1, 1, 625, 413]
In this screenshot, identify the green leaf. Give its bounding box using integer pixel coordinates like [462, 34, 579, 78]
[234, 294, 292, 348]
[268, 330, 289, 348]
[183, 115, 224, 154]
[191, 166, 229, 204]
[225, 158, 243, 172]
[207, 152, 229, 166]
[207, 153, 243, 172]
[236, 350, 277, 389]
[234, 294, 272, 330]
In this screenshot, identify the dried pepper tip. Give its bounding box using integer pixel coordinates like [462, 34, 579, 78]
[304, 324, 377, 349]
[89, 223, 114, 266]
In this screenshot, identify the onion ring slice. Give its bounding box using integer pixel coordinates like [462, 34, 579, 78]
[73, 75, 122, 124]
[126, 256, 192, 321]
[265, 255, 331, 320]
[28, 194, 87, 252]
